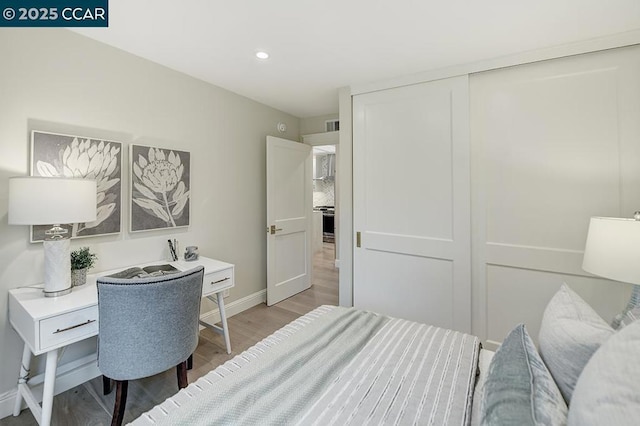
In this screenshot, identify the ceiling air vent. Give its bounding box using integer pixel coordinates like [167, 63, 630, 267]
[325, 119, 339, 132]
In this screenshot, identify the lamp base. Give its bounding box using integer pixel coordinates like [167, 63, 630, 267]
[43, 238, 72, 298]
[611, 284, 640, 329]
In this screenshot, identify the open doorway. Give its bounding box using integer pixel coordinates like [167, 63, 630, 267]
[312, 145, 335, 245]
[311, 145, 339, 305]
[269, 136, 339, 314]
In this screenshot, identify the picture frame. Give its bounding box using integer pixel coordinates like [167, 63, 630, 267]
[30, 130, 122, 242]
[129, 144, 191, 232]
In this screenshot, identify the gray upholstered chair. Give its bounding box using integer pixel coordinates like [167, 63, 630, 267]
[97, 266, 204, 426]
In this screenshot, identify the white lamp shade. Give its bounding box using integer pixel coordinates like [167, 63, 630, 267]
[8, 177, 97, 225]
[583, 216, 640, 285]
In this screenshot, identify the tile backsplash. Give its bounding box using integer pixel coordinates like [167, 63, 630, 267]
[313, 179, 334, 206]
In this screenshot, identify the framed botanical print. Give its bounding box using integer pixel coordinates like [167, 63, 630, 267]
[130, 144, 191, 232]
[30, 130, 122, 242]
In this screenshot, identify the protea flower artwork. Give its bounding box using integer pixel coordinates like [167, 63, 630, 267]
[130, 145, 190, 231]
[30, 131, 122, 241]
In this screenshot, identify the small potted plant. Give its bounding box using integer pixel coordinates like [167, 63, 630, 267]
[70, 247, 97, 287]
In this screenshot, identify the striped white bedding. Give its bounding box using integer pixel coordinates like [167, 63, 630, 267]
[131, 305, 480, 426]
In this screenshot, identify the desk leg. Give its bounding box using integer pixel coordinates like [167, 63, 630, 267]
[217, 292, 232, 354]
[40, 349, 59, 426]
[13, 343, 32, 416]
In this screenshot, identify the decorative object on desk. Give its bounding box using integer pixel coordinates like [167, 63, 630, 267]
[8, 177, 97, 297]
[130, 144, 190, 232]
[583, 213, 640, 328]
[70, 247, 97, 287]
[30, 130, 122, 242]
[184, 245, 199, 261]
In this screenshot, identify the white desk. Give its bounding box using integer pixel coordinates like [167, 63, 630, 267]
[8, 256, 234, 426]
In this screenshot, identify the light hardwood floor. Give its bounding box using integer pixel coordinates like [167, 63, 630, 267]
[2, 243, 338, 426]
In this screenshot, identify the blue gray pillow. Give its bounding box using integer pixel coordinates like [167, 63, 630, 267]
[481, 324, 567, 426]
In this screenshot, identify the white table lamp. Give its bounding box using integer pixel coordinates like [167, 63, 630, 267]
[583, 214, 640, 328]
[8, 177, 97, 297]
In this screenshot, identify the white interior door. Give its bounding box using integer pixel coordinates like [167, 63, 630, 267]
[353, 76, 471, 332]
[266, 136, 312, 306]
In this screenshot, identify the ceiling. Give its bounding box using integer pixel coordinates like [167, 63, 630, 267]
[73, 1, 640, 118]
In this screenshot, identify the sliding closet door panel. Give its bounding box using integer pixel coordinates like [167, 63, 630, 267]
[358, 251, 454, 327]
[471, 45, 640, 348]
[361, 89, 454, 239]
[484, 69, 621, 250]
[353, 76, 470, 332]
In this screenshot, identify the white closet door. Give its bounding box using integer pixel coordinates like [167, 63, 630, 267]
[470, 45, 640, 348]
[353, 76, 471, 332]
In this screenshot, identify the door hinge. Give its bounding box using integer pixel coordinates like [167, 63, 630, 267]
[356, 231, 361, 248]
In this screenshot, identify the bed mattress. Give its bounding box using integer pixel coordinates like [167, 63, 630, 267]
[131, 305, 481, 426]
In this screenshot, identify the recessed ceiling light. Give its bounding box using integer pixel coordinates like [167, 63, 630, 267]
[256, 51, 269, 60]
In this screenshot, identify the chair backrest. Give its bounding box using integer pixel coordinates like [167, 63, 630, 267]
[97, 266, 204, 381]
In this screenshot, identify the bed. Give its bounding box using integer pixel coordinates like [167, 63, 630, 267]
[131, 285, 640, 426]
[131, 305, 492, 425]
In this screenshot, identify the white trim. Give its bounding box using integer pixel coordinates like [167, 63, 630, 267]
[1, 353, 100, 420]
[334, 259, 340, 268]
[337, 86, 353, 307]
[484, 340, 501, 351]
[302, 131, 339, 146]
[350, 30, 640, 96]
[0, 390, 17, 420]
[199, 289, 266, 326]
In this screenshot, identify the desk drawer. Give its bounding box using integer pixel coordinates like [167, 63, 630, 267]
[202, 268, 234, 297]
[39, 306, 98, 351]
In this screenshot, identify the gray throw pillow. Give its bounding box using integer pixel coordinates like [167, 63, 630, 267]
[481, 324, 567, 426]
[538, 284, 613, 403]
[569, 319, 640, 425]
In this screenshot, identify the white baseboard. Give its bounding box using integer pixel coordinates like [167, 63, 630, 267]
[484, 340, 501, 351]
[0, 390, 17, 420]
[0, 353, 100, 420]
[1, 289, 267, 421]
[200, 289, 266, 326]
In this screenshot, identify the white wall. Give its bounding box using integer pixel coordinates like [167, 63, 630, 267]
[0, 29, 299, 398]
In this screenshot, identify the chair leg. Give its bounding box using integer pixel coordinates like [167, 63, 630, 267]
[103, 376, 113, 395]
[176, 360, 188, 389]
[111, 380, 128, 426]
[187, 354, 193, 370]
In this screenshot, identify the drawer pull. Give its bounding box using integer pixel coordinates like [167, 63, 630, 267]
[211, 277, 230, 285]
[53, 319, 96, 334]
